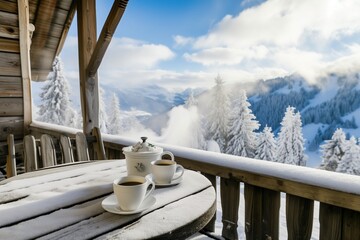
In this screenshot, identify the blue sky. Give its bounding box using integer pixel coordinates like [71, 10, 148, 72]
[59, 0, 360, 91]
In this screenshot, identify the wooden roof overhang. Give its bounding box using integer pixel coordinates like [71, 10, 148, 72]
[0, 0, 128, 142]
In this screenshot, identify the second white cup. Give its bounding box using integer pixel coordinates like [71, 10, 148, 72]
[151, 159, 184, 184]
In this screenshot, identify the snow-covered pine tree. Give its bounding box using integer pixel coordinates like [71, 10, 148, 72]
[66, 107, 81, 129]
[336, 136, 360, 175]
[122, 115, 143, 132]
[99, 87, 108, 133]
[206, 74, 230, 152]
[185, 89, 197, 108]
[185, 92, 207, 150]
[255, 125, 277, 161]
[277, 106, 307, 166]
[37, 56, 74, 126]
[107, 93, 123, 135]
[319, 128, 347, 171]
[293, 111, 307, 166]
[226, 90, 259, 157]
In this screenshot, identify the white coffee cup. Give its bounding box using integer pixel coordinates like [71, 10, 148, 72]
[113, 175, 155, 211]
[151, 159, 184, 184]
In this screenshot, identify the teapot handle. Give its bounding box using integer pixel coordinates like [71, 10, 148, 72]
[161, 151, 174, 161]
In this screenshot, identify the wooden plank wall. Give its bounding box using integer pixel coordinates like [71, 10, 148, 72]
[0, 0, 74, 166]
[0, 0, 24, 165]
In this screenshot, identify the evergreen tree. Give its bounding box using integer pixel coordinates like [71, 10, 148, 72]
[293, 111, 307, 166]
[185, 89, 197, 108]
[336, 137, 360, 175]
[108, 93, 123, 135]
[320, 128, 347, 171]
[206, 74, 230, 152]
[99, 87, 108, 133]
[122, 115, 143, 132]
[277, 106, 307, 166]
[255, 125, 277, 161]
[186, 93, 207, 150]
[66, 107, 81, 129]
[37, 56, 74, 126]
[226, 90, 259, 158]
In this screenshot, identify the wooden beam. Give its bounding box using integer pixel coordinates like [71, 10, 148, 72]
[77, 0, 99, 135]
[87, 0, 129, 77]
[18, 0, 32, 133]
[55, 0, 77, 56]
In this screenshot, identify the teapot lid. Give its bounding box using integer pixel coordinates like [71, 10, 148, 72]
[124, 137, 161, 153]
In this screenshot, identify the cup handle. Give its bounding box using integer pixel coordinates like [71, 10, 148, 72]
[161, 151, 174, 161]
[144, 177, 155, 199]
[172, 164, 184, 181]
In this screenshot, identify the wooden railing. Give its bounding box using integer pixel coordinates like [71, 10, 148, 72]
[29, 122, 360, 240]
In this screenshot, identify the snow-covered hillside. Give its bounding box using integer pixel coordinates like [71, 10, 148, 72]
[139, 73, 360, 167]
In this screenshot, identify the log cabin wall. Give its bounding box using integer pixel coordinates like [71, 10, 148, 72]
[0, 0, 24, 147]
[0, 0, 75, 163]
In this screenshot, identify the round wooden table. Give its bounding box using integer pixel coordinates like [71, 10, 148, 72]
[0, 160, 216, 239]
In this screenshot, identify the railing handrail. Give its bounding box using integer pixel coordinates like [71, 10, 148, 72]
[29, 122, 360, 212]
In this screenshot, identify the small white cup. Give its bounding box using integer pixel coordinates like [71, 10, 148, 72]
[151, 159, 184, 184]
[113, 175, 155, 211]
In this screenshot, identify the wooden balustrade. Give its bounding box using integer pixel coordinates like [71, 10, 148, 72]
[28, 123, 360, 240]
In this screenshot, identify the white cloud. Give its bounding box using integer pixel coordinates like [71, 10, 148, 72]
[173, 35, 194, 47]
[193, 0, 360, 49]
[181, 0, 360, 83]
[61, 37, 175, 72]
[184, 45, 268, 66]
[101, 37, 175, 70]
[272, 48, 324, 83]
[323, 44, 360, 76]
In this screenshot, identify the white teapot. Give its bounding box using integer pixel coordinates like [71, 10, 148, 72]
[123, 137, 174, 176]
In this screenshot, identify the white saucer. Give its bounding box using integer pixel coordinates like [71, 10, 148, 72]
[146, 174, 183, 187]
[102, 194, 156, 215]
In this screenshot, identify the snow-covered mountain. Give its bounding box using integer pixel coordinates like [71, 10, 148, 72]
[247, 73, 360, 150]
[102, 84, 204, 115]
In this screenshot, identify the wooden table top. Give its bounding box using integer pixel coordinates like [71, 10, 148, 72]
[0, 160, 216, 239]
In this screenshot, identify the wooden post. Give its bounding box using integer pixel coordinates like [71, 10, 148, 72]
[17, 0, 32, 133]
[23, 134, 37, 172]
[6, 134, 17, 177]
[286, 194, 314, 240]
[320, 204, 360, 240]
[220, 177, 240, 240]
[342, 208, 360, 239]
[77, 0, 99, 135]
[92, 127, 106, 160]
[262, 189, 280, 239]
[244, 184, 280, 240]
[244, 184, 263, 240]
[319, 203, 342, 240]
[202, 173, 216, 232]
[75, 132, 90, 161]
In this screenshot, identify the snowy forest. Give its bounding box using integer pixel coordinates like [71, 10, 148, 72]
[36, 57, 360, 176]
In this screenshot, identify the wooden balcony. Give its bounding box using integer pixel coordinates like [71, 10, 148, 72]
[28, 121, 360, 240]
[1, 1, 359, 239]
